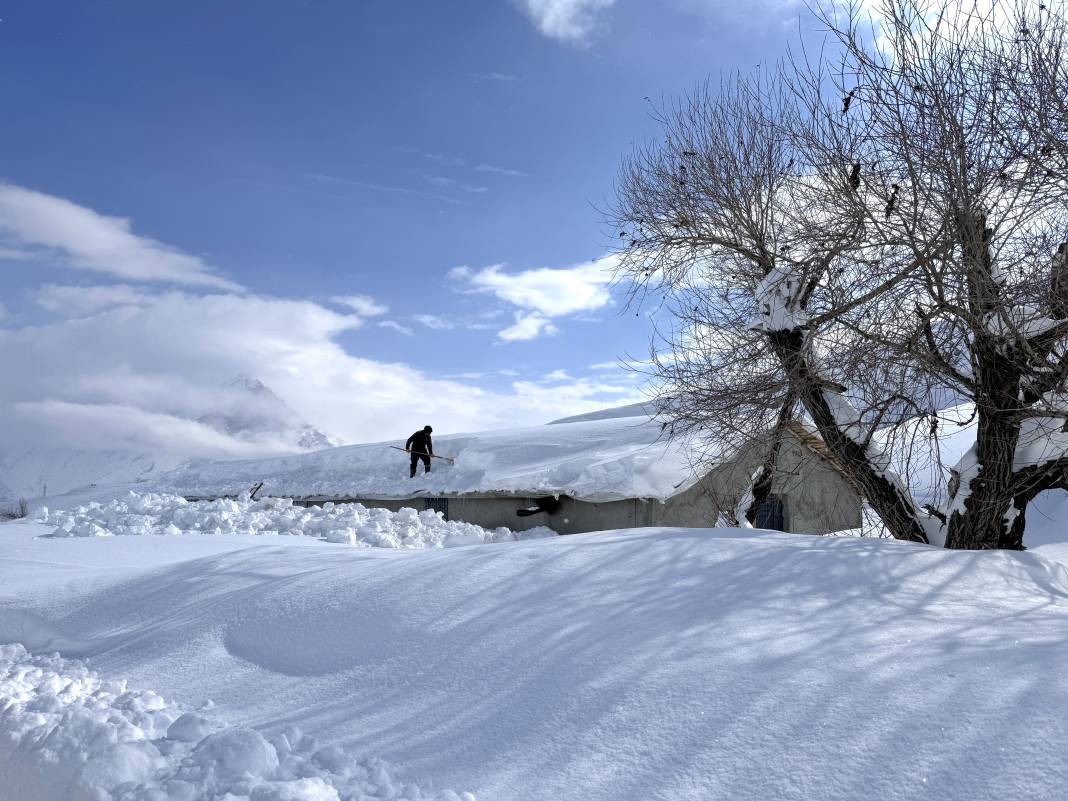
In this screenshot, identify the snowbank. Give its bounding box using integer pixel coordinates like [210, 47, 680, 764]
[3, 522, 1067, 800]
[0, 643, 472, 801]
[151, 414, 706, 503]
[36, 492, 555, 548]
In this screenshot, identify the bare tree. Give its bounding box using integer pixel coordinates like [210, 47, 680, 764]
[0, 497, 28, 521]
[611, 0, 1068, 548]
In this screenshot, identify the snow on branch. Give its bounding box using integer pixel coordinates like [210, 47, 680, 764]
[750, 265, 808, 333]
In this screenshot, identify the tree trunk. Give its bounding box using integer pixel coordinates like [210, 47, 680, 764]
[943, 406, 1021, 549]
[743, 393, 795, 525]
[1000, 461, 1068, 550]
[744, 437, 783, 526]
[767, 329, 929, 543]
[943, 332, 1034, 548]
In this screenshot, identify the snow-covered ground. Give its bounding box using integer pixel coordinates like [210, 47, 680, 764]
[36, 491, 555, 548]
[0, 446, 176, 506]
[3, 513, 1068, 800]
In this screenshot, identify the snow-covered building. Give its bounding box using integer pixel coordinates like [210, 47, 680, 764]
[156, 407, 862, 535]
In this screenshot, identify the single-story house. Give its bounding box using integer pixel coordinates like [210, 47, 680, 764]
[159, 406, 862, 535]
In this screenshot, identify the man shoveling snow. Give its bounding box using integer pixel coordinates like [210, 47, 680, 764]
[405, 425, 435, 478]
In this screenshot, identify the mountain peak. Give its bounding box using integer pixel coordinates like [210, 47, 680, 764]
[198, 376, 342, 451]
[229, 374, 272, 395]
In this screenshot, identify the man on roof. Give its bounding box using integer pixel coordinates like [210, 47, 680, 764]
[405, 425, 434, 478]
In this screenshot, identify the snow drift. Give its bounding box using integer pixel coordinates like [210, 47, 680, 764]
[2, 520, 1067, 800]
[37, 491, 554, 548]
[0, 643, 472, 801]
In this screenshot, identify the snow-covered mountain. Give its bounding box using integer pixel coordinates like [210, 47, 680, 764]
[196, 375, 342, 452]
[0, 376, 341, 502]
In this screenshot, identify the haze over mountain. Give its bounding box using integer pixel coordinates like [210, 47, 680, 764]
[196, 375, 342, 452]
[0, 376, 340, 502]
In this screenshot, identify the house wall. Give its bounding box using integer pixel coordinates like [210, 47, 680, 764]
[702, 430, 862, 533]
[296, 494, 642, 536]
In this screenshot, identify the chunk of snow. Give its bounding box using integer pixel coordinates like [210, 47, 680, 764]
[984, 302, 1059, 340]
[36, 491, 555, 548]
[0, 643, 471, 801]
[749, 265, 808, 332]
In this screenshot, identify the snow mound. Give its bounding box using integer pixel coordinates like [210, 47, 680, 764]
[36, 492, 555, 548]
[0, 643, 473, 801]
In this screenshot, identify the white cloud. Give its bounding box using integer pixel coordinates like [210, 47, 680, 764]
[451, 254, 616, 339]
[473, 164, 529, 177]
[0, 288, 642, 454]
[300, 171, 465, 206]
[499, 312, 558, 341]
[0, 183, 242, 290]
[452, 256, 615, 317]
[414, 314, 455, 330]
[12, 399, 296, 460]
[332, 294, 389, 317]
[469, 72, 518, 82]
[378, 320, 414, 336]
[517, 0, 616, 44]
[37, 283, 157, 315]
[0, 245, 35, 261]
[421, 174, 490, 194]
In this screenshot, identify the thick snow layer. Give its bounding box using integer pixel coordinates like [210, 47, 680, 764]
[152, 414, 703, 503]
[0, 643, 471, 801]
[36, 491, 554, 548]
[749, 264, 808, 332]
[2, 519, 1067, 800]
[984, 302, 1059, 340]
[548, 401, 653, 424]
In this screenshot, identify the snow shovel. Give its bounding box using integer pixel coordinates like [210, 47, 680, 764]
[389, 445, 455, 465]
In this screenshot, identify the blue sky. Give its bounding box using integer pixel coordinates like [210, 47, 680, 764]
[0, 0, 806, 450]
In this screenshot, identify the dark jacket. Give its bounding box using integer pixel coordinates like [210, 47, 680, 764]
[405, 430, 433, 457]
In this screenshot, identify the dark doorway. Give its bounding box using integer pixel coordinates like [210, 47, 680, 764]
[754, 495, 786, 531]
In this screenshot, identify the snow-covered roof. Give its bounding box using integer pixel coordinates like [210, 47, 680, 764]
[153, 411, 707, 503]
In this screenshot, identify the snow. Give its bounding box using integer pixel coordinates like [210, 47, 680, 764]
[749, 264, 808, 332]
[878, 403, 1068, 544]
[1013, 413, 1068, 471]
[35, 491, 555, 548]
[1022, 490, 1068, 566]
[0, 446, 176, 504]
[548, 401, 653, 424]
[2, 517, 1068, 800]
[0, 643, 472, 801]
[984, 302, 1059, 340]
[151, 414, 704, 503]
